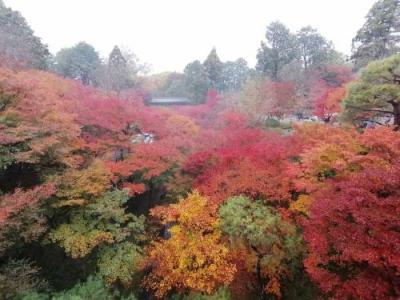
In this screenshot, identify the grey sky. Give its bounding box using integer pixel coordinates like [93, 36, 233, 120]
[4, 0, 376, 73]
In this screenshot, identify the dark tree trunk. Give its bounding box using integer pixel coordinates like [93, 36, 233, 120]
[251, 245, 268, 300]
[392, 102, 400, 127]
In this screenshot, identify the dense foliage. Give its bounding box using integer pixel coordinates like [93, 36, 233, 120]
[0, 1, 50, 69]
[1, 0, 400, 299]
[344, 54, 400, 127]
[351, 0, 400, 70]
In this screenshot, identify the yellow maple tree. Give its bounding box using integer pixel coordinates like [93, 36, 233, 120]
[142, 191, 236, 298]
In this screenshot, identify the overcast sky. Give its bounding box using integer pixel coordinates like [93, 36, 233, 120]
[4, 0, 376, 73]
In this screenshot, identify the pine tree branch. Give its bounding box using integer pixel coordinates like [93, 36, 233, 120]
[346, 105, 394, 114]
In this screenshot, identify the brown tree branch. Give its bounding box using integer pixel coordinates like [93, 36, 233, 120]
[346, 105, 394, 114]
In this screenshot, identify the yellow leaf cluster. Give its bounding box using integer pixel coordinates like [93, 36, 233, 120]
[49, 225, 114, 258]
[55, 159, 111, 206]
[144, 192, 236, 298]
[289, 195, 313, 215]
[151, 191, 218, 231]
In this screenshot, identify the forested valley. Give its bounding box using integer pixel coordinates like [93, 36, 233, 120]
[0, 0, 399, 299]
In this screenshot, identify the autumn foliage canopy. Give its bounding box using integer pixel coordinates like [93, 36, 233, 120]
[0, 63, 399, 300]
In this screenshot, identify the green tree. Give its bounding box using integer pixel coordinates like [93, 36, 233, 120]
[221, 58, 251, 91]
[49, 190, 146, 259]
[256, 21, 299, 80]
[0, 2, 50, 69]
[351, 0, 400, 70]
[144, 72, 186, 98]
[184, 60, 210, 103]
[297, 26, 334, 70]
[97, 242, 143, 288]
[52, 277, 115, 300]
[22, 276, 138, 300]
[203, 47, 223, 89]
[162, 72, 187, 97]
[172, 287, 231, 300]
[344, 54, 400, 127]
[219, 196, 304, 298]
[55, 42, 101, 85]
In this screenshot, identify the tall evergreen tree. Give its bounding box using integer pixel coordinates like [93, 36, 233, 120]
[0, 1, 50, 69]
[220, 58, 251, 91]
[108, 46, 126, 68]
[184, 60, 210, 103]
[256, 21, 299, 80]
[203, 47, 223, 89]
[106, 45, 134, 93]
[297, 26, 334, 70]
[351, 0, 400, 70]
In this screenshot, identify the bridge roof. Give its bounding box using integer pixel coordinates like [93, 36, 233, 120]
[148, 97, 193, 105]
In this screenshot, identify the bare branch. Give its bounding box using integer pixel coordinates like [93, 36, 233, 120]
[357, 118, 386, 126]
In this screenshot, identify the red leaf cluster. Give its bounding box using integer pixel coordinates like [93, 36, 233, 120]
[185, 130, 294, 205]
[0, 183, 56, 224]
[304, 162, 400, 299]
